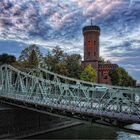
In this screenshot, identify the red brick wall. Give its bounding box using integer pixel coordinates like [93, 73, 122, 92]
[82, 27, 100, 83]
[82, 26, 118, 85]
[98, 64, 118, 84]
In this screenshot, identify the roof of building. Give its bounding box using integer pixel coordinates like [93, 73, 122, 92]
[99, 64, 118, 70]
[83, 25, 100, 32]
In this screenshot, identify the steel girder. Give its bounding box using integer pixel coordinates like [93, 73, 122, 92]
[0, 64, 140, 123]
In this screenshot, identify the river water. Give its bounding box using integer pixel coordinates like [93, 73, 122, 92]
[29, 123, 140, 139]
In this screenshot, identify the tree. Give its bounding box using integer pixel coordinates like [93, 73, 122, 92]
[109, 67, 136, 87]
[65, 54, 83, 79]
[44, 46, 68, 75]
[52, 46, 64, 61]
[18, 44, 43, 68]
[28, 49, 39, 68]
[44, 46, 83, 78]
[19, 44, 43, 62]
[0, 53, 16, 65]
[109, 69, 120, 86]
[99, 57, 111, 64]
[44, 52, 54, 70]
[55, 62, 68, 76]
[80, 64, 97, 82]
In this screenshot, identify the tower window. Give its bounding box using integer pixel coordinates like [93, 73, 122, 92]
[94, 52, 96, 56]
[87, 41, 92, 48]
[94, 41, 96, 45]
[88, 52, 90, 56]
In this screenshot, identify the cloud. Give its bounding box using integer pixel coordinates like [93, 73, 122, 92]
[0, 0, 140, 82]
[0, 0, 125, 45]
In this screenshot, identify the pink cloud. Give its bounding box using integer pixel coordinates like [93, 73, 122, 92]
[73, 0, 123, 20]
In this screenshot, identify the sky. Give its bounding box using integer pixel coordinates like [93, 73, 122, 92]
[0, 0, 140, 83]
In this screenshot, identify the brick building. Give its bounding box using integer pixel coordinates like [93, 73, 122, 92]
[82, 24, 118, 84]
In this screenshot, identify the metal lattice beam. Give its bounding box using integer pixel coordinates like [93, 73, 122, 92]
[0, 64, 140, 124]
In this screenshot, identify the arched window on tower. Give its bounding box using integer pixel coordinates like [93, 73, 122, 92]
[88, 41, 92, 48]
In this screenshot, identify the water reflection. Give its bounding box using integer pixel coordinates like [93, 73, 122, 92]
[29, 124, 140, 139]
[117, 131, 140, 140]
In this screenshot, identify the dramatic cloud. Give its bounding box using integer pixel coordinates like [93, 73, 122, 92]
[0, 0, 140, 82]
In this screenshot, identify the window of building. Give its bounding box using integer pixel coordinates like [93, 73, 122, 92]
[104, 75, 108, 79]
[88, 52, 90, 56]
[87, 41, 92, 48]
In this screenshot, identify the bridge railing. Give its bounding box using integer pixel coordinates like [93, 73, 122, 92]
[14, 66, 140, 92]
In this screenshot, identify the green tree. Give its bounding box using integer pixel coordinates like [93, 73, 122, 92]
[65, 54, 83, 79]
[44, 52, 54, 70]
[28, 49, 39, 68]
[80, 64, 97, 82]
[18, 44, 43, 68]
[44, 46, 68, 75]
[99, 57, 111, 64]
[52, 46, 64, 61]
[19, 44, 43, 62]
[45, 46, 83, 78]
[0, 53, 16, 65]
[109, 67, 136, 87]
[109, 69, 120, 85]
[55, 62, 68, 75]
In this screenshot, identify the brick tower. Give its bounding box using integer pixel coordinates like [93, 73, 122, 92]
[82, 23, 100, 82]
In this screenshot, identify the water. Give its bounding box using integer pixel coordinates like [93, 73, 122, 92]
[29, 123, 140, 139]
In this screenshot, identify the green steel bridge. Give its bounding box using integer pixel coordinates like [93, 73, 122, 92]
[0, 64, 140, 128]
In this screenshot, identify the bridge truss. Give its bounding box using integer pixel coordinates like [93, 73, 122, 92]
[0, 64, 140, 126]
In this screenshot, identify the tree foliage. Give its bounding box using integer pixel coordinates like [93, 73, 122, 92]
[19, 44, 43, 62]
[52, 46, 64, 60]
[28, 49, 39, 68]
[18, 44, 42, 68]
[99, 57, 111, 64]
[80, 64, 97, 82]
[0, 53, 16, 65]
[44, 46, 67, 75]
[44, 46, 82, 78]
[109, 67, 136, 87]
[65, 54, 82, 79]
[0, 45, 136, 87]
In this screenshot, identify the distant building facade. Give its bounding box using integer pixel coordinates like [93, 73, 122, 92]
[82, 24, 118, 84]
